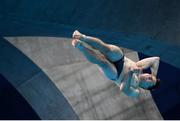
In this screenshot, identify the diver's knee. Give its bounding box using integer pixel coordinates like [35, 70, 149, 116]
[106, 45, 123, 62]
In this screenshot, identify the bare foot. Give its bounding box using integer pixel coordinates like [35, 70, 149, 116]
[72, 39, 80, 47]
[72, 30, 85, 40]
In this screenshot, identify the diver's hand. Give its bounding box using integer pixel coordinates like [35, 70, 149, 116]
[129, 66, 142, 74]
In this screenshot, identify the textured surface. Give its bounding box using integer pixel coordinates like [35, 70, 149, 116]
[6, 37, 162, 119]
[0, 38, 78, 120]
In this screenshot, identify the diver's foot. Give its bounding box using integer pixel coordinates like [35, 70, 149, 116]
[72, 38, 99, 54]
[72, 39, 81, 48]
[72, 38, 92, 50]
[72, 30, 86, 40]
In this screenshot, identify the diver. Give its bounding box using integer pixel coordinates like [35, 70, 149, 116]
[72, 30, 160, 97]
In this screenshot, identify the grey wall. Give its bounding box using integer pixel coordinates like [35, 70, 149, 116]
[6, 37, 162, 120]
[0, 38, 78, 119]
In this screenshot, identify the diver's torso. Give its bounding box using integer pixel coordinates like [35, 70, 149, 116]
[115, 57, 139, 87]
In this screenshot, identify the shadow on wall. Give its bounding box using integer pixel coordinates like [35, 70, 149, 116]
[0, 74, 40, 120]
[0, 37, 78, 120]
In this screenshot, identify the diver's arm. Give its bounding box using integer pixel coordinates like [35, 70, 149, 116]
[123, 87, 140, 97]
[120, 71, 140, 97]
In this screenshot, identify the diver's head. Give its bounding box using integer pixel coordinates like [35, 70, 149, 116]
[139, 73, 160, 90]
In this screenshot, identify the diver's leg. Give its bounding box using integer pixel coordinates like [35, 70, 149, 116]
[72, 39, 118, 80]
[136, 57, 160, 76]
[73, 30, 123, 62]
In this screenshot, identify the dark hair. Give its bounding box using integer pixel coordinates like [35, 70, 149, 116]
[146, 79, 160, 91]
